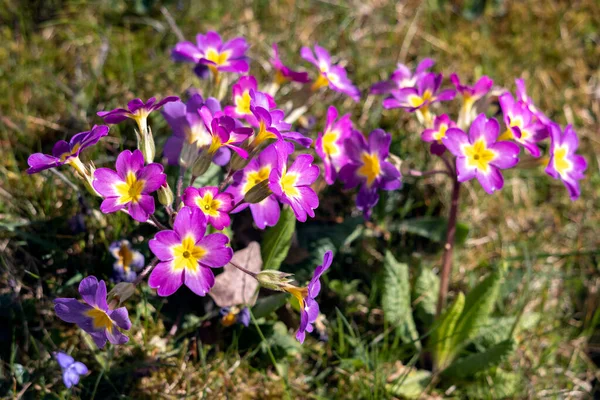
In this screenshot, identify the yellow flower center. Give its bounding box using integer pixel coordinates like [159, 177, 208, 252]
[463, 139, 496, 172]
[499, 117, 531, 142]
[432, 124, 448, 143]
[311, 74, 330, 91]
[253, 121, 277, 147]
[59, 143, 81, 162]
[408, 89, 432, 108]
[115, 171, 145, 204]
[185, 124, 211, 147]
[285, 286, 309, 310]
[274, 69, 288, 85]
[357, 152, 381, 187]
[553, 146, 571, 175]
[117, 244, 133, 269]
[172, 235, 206, 273]
[322, 130, 340, 156]
[280, 171, 299, 197]
[235, 90, 252, 116]
[242, 166, 271, 194]
[195, 192, 223, 217]
[85, 308, 114, 331]
[205, 48, 230, 66]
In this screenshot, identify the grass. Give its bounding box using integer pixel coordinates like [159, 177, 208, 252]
[1, 0, 599, 398]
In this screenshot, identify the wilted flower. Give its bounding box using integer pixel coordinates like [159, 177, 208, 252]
[148, 207, 233, 297]
[370, 58, 435, 95]
[301, 45, 360, 102]
[228, 142, 293, 229]
[269, 150, 320, 223]
[27, 125, 109, 176]
[545, 124, 587, 200]
[172, 31, 249, 80]
[224, 76, 275, 124]
[182, 186, 235, 230]
[315, 106, 353, 184]
[220, 306, 250, 327]
[442, 114, 520, 194]
[338, 129, 401, 218]
[55, 352, 88, 388]
[54, 276, 131, 348]
[498, 92, 548, 157]
[92, 149, 166, 222]
[421, 114, 457, 156]
[271, 43, 310, 84]
[109, 240, 145, 283]
[383, 73, 455, 115]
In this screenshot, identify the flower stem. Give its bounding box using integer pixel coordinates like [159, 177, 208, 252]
[133, 257, 159, 286]
[436, 176, 461, 316]
[408, 169, 449, 178]
[149, 214, 169, 231]
[228, 261, 257, 279]
[176, 166, 185, 207]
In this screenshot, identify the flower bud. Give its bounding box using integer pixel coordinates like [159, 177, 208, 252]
[107, 282, 136, 307]
[244, 179, 272, 204]
[158, 183, 174, 207]
[256, 270, 294, 291]
[140, 126, 156, 163]
[191, 150, 212, 177]
[180, 142, 200, 168]
[229, 139, 251, 171]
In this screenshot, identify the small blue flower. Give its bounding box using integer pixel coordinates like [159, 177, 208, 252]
[55, 352, 88, 388]
[109, 240, 145, 283]
[220, 306, 250, 327]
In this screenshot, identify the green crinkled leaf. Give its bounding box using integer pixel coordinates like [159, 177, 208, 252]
[470, 316, 516, 351]
[382, 251, 420, 348]
[392, 217, 469, 245]
[430, 292, 465, 370]
[261, 207, 296, 270]
[412, 265, 439, 327]
[449, 267, 504, 360]
[251, 293, 288, 319]
[442, 339, 517, 379]
[463, 369, 521, 399]
[386, 369, 432, 399]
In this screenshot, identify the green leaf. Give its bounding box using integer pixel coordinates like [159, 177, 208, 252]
[382, 251, 420, 348]
[393, 217, 469, 245]
[463, 369, 521, 399]
[442, 339, 517, 379]
[191, 162, 222, 188]
[412, 265, 439, 327]
[386, 369, 432, 399]
[430, 292, 465, 370]
[449, 267, 504, 359]
[251, 293, 288, 319]
[261, 207, 296, 270]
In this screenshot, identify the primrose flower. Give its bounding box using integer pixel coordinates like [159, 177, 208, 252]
[182, 186, 234, 230]
[92, 149, 166, 222]
[370, 58, 435, 95]
[224, 76, 276, 124]
[162, 95, 230, 167]
[338, 129, 401, 218]
[284, 250, 333, 344]
[545, 124, 587, 200]
[199, 106, 253, 158]
[228, 142, 293, 229]
[55, 352, 88, 388]
[515, 78, 551, 125]
[271, 43, 310, 84]
[498, 92, 548, 157]
[109, 240, 145, 283]
[301, 45, 360, 102]
[172, 31, 249, 80]
[27, 125, 109, 176]
[421, 114, 457, 156]
[450, 74, 493, 104]
[54, 276, 131, 349]
[97, 96, 179, 129]
[220, 306, 250, 327]
[442, 114, 520, 194]
[383, 73, 455, 114]
[269, 150, 320, 223]
[148, 206, 233, 297]
[315, 106, 353, 184]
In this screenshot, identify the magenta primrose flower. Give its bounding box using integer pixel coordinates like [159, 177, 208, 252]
[515, 78, 551, 125]
[148, 206, 233, 297]
[338, 129, 401, 218]
[55, 352, 88, 388]
[442, 114, 520, 194]
[271, 43, 310, 84]
[450, 74, 493, 104]
[109, 239, 145, 283]
[227, 142, 294, 229]
[499, 92, 548, 157]
[286, 250, 333, 343]
[92, 149, 166, 222]
[224, 76, 276, 124]
[27, 125, 109, 175]
[370, 58, 435, 95]
[97, 97, 179, 126]
[269, 149, 320, 223]
[301, 45, 360, 102]
[182, 186, 234, 230]
[421, 114, 457, 156]
[383, 73, 455, 113]
[545, 124, 587, 200]
[199, 106, 253, 159]
[172, 31, 249, 79]
[315, 106, 353, 184]
[54, 276, 131, 349]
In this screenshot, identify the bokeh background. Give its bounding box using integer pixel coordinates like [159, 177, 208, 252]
[1, 0, 599, 398]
